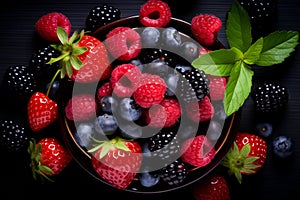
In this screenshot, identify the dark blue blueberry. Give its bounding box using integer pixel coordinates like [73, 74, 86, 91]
[143, 60, 169, 76]
[94, 114, 118, 135]
[161, 27, 182, 50]
[118, 97, 142, 121]
[174, 64, 192, 74]
[139, 170, 161, 188]
[141, 27, 160, 48]
[272, 135, 294, 158]
[255, 122, 273, 138]
[74, 122, 95, 148]
[119, 122, 143, 139]
[180, 41, 199, 62]
[45, 80, 60, 99]
[164, 72, 179, 96]
[99, 95, 117, 113]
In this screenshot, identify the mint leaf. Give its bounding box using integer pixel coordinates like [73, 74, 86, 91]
[255, 30, 299, 66]
[224, 61, 253, 116]
[192, 48, 241, 76]
[226, 1, 252, 53]
[243, 37, 263, 64]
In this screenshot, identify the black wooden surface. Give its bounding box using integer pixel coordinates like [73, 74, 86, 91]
[0, 0, 299, 199]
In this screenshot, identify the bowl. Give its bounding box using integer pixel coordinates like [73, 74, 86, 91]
[58, 15, 241, 193]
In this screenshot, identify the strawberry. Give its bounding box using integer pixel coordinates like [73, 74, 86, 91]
[27, 92, 58, 132]
[88, 137, 142, 190]
[221, 132, 267, 184]
[48, 27, 112, 83]
[181, 135, 216, 167]
[28, 138, 72, 182]
[35, 12, 71, 42]
[192, 173, 231, 200]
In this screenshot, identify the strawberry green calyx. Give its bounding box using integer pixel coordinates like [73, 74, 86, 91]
[47, 27, 88, 79]
[88, 137, 131, 159]
[27, 138, 54, 183]
[221, 142, 259, 184]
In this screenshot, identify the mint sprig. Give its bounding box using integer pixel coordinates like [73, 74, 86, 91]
[192, 0, 299, 116]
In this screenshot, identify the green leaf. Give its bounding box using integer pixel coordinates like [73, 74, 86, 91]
[226, 0, 252, 52]
[192, 48, 240, 76]
[70, 55, 83, 70]
[255, 30, 299, 66]
[56, 27, 69, 45]
[73, 47, 88, 56]
[239, 143, 251, 157]
[244, 37, 263, 64]
[224, 61, 253, 116]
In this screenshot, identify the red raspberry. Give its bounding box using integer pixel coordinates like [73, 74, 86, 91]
[185, 96, 214, 123]
[191, 14, 222, 46]
[133, 73, 166, 108]
[105, 27, 141, 61]
[110, 63, 142, 97]
[139, 0, 172, 27]
[198, 46, 212, 56]
[208, 75, 227, 101]
[146, 98, 181, 128]
[96, 81, 113, 101]
[65, 94, 96, 121]
[35, 12, 71, 42]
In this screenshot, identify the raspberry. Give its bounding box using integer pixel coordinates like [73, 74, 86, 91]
[208, 75, 227, 101]
[185, 96, 214, 123]
[65, 94, 96, 121]
[96, 81, 113, 101]
[146, 98, 181, 128]
[35, 12, 71, 42]
[139, 0, 172, 27]
[110, 63, 142, 97]
[133, 73, 166, 108]
[191, 14, 222, 46]
[105, 27, 142, 61]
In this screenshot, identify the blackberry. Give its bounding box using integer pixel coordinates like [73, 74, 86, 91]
[28, 45, 60, 88]
[0, 119, 30, 152]
[3, 65, 37, 101]
[85, 4, 121, 32]
[178, 68, 210, 103]
[147, 128, 181, 161]
[252, 82, 289, 113]
[238, 0, 278, 40]
[139, 48, 178, 68]
[160, 159, 188, 185]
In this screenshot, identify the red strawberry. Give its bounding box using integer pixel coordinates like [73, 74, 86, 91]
[185, 96, 214, 123]
[192, 173, 231, 200]
[208, 75, 227, 101]
[191, 14, 222, 46]
[146, 98, 181, 128]
[27, 92, 58, 132]
[105, 27, 142, 61]
[65, 94, 96, 121]
[221, 132, 267, 184]
[139, 0, 172, 27]
[181, 135, 216, 167]
[133, 73, 166, 108]
[28, 138, 72, 182]
[48, 28, 112, 83]
[89, 137, 142, 190]
[35, 12, 71, 42]
[110, 63, 142, 97]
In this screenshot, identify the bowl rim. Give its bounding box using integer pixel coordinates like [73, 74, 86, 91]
[58, 15, 241, 194]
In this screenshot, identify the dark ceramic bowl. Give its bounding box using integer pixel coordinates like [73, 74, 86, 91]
[58, 15, 241, 194]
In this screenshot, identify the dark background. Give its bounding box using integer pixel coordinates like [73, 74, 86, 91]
[0, 0, 299, 199]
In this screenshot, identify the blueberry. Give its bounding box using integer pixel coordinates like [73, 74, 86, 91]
[255, 122, 273, 137]
[99, 95, 117, 113]
[180, 41, 199, 62]
[130, 59, 144, 71]
[119, 122, 143, 139]
[206, 120, 223, 141]
[174, 64, 192, 74]
[95, 114, 118, 135]
[45, 80, 60, 100]
[164, 72, 179, 96]
[139, 170, 161, 187]
[143, 60, 169, 76]
[74, 122, 95, 148]
[118, 97, 142, 121]
[161, 27, 182, 50]
[272, 135, 294, 158]
[141, 27, 160, 48]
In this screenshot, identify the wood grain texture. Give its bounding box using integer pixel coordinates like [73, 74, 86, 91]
[0, 0, 299, 199]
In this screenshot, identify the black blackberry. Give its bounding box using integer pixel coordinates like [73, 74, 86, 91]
[85, 4, 121, 32]
[3, 65, 37, 101]
[160, 159, 188, 185]
[139, 48, 178, 68]
[0, 119, 30, 152]
[252, 82, 289, 113]
[147, 128, 181, 161]
[28, 45, 60, 88]
[238, 0, 278, 40]
[178, 68, 210, 103]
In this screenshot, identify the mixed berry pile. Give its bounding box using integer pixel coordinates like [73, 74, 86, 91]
[0, 0, 295, 198]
